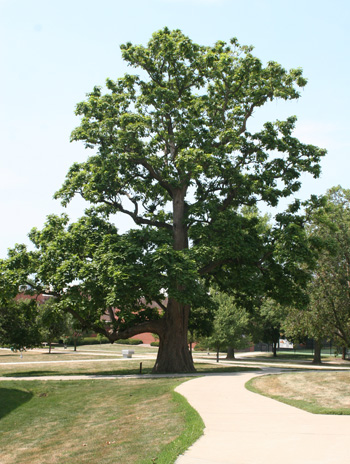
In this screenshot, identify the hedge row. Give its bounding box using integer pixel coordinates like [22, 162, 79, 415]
[61, 337, 143, 346]
[114, 339, 143, 345]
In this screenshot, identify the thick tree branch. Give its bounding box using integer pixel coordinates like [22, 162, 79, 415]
[102, 198, 173, 231]
[107, 318, 165, 341]
[133, 159, 174, 198]
[198, 258, 233, 276]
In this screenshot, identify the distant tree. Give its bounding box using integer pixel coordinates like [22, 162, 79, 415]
[251, 299, 286, 357]
[203, 290, 250, 360]
[188, 302, 215, 356]
[64, 314, 85, 351]
[283, 303, 331, 364]
[0, 299, 41, 351]
[38, 299, 69, 354]
[282, 187, 350, 363]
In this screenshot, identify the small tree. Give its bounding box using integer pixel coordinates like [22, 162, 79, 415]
[204, 291, 250, 360]
[64, 314, 85, 351]
[251, 299, 286, 357]
[0, 299, 42, 352]
[38, 299, 69, 353]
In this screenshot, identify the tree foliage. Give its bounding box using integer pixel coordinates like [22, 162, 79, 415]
[203, 290, 250, 358]
[282, 187, 350, 362]
[251, 298, 286, 357]
[0, 299, 42, 351]
[38, 299, 69, 353]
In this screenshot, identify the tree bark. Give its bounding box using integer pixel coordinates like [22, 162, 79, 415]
[342, 346, 347, 360]
[152, 298, 195, 373]
[273, 341, 277, 358]
[226, 346, 235, 359]
[312, 340, 322, 364]
[151, 188, 195, 374]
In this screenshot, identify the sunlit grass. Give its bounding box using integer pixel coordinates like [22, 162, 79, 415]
[246, 371, 350, 414]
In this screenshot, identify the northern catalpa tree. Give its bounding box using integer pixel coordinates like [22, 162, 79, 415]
[1, 29, 325, 372]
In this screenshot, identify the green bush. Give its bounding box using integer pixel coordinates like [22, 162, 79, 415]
[115, 338, 143, 345]
[56, 336, 144, 347]
[61, 336, 110, 346]
[150, 341, 159, 347]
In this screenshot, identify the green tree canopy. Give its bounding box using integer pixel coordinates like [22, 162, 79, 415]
[38, 299, 69, 353]
[0, 299, 42, 351]
[204, 290, 251, 358]
[0, 29, 325, 373]
[284, 187, 350, 362]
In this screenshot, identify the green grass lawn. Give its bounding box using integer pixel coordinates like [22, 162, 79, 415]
[0, 378, 204, 464]
[0, 359, 258, 377]
[246, 370, 350, 414]
[0, 348, 259, 463]
[242, 352, 324, 362]
[0, 348, 259, 377]
[52, 344, 159, 354]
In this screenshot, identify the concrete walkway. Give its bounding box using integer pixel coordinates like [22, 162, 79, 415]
[175, 370, 350, 464]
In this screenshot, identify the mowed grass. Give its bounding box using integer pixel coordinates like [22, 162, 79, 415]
[0, 358, 157, 377]
[241, 352, 327, 362]
[0, 348, 259, 377]
[246, 371, 350, 414]
[0, 359, 258, 377]
[73, 344, 159, 354]
[0, 350, 121, 363]
[0, 378, 204, 464]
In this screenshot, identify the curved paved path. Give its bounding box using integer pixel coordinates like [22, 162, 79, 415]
[175, 370, 350, 464]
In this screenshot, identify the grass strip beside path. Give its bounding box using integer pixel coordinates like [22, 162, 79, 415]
[246, 371, 350, 415]
[0, 378, 203, 464]
[0, 353, 259, 377]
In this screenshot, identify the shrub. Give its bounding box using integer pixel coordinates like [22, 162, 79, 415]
[61, 336, 110, 346]
[115, 338, 143, 345]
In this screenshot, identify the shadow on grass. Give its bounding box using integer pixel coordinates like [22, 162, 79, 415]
[0, 387, 33, 419]
[3, 371, 59, 377]
[2, 366, 259, 378]
[2, 368, 154, 377]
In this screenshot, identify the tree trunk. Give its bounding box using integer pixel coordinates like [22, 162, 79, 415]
[342, 346, 346, 360]
[74, 339, 77, 352]
[151, 189, 195, 374]
[312, 340, 322, 364]
[151, 188, 196, 373]
[152, 299, 195, 373]
[226, 346, 235, 359]
[49, 341, 52, 354]
[273, 341, 277, 358]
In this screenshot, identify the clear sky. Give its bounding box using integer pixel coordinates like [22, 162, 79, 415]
[1, 0, 349, 258]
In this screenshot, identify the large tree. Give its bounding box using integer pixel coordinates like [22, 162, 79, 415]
[283, 187, 350, 362]
[310, 187, 350, 353]
[1, 29, 324, 373]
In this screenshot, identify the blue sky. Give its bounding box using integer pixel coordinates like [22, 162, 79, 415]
[1, 0, 349, 257]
